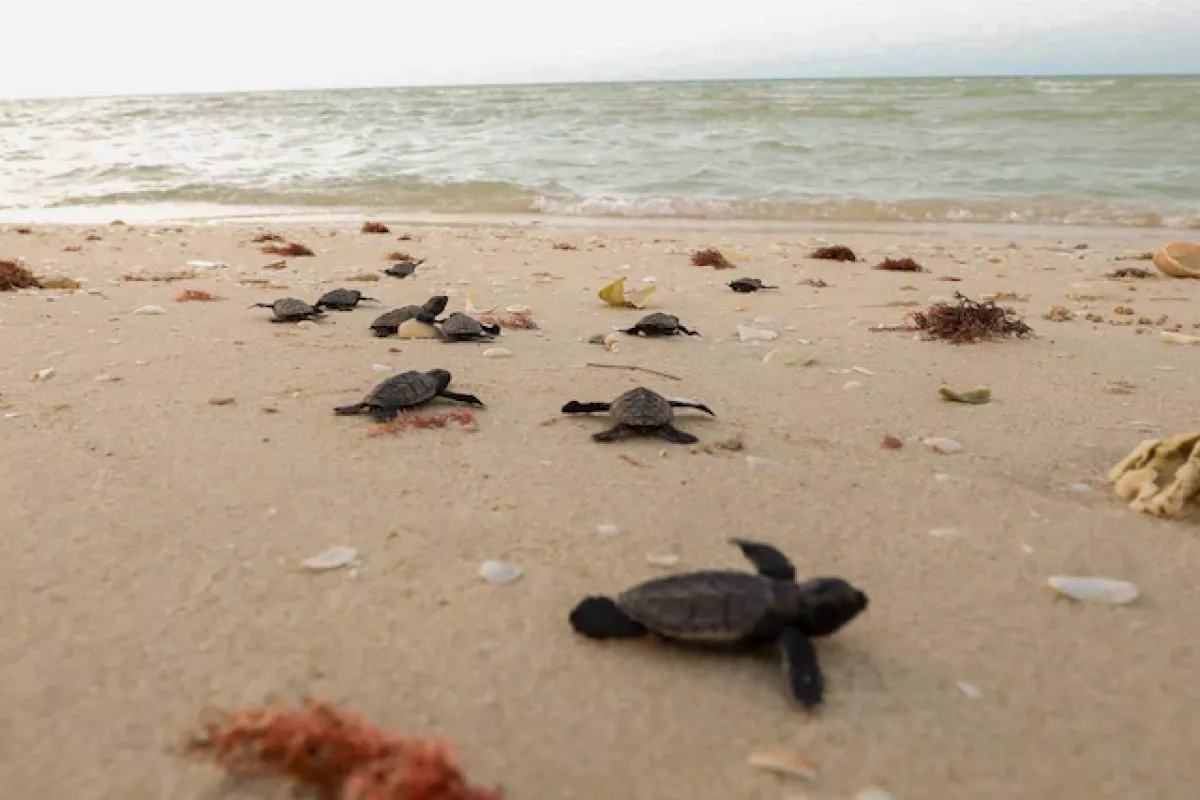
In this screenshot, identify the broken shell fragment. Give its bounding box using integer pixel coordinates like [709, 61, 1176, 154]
[479, 560, 522, 584]
[923, 437, 964, 455]
[762, 347, 817, 366]
[1048, 575, 1139, 605]
[133, 304, 167, 315]
[303, 546, 359, 571]
[598, 277, 655, 309]
[482, 347, 512, 358]
[737, 326, 779, 342]
[938, 387, 992, 404]
[645, 553, 680, 568]
[31, 367, 56, 381]
[1160, 330, 1200, 345]
[746, 749, 818, 781]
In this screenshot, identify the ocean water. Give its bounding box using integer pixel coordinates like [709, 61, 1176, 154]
[1, 76, 1197, 228]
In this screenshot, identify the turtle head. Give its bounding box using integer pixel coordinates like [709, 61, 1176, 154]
[427, 369, 453, 392]
[423, 295, 449, 315]
[785, 578, 868, 637]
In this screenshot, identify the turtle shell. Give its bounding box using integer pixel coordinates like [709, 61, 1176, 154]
[636, 312, 681, 332]
[275, 297, 318, 319]
[610, 387, 673, 427]
[371, 305, 423, 332]
[728, 278, 760, 292]
[364, 371, 440, 410]
[441, 312, 487, 338]
[318, 288, 360, 308]
[618, 570, 777, 641]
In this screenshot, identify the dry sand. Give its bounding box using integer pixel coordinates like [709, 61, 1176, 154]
[2, 220, 1199, 800]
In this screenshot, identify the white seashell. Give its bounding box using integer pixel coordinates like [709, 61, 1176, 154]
[303, 546, 359, 571]
[923, 437, 964, 455]
[956, 680, 984, 699]
[1160, 330, 1200, 345]
[746, 749, 818, 780]
[479, 560, 523, 584]
[1048, 576, 1139, 605]
[94, 373, 120, 383]
[186, 260, 226, 269]
[596, 523, 621, 536]
[852, 366, 875, 376]
[371, 363, 392, 373]
[31, 367, 55, 381]
[641, 276, 658, 283]
[737, 326, 779, 342]
[763, 347, 816, 367]
[482, 347, 512, 358]
[746, 455, 782, 470]
[843, 380, 864, 391]
[133, 304, 166, 315]
[645, 553, 680, 568]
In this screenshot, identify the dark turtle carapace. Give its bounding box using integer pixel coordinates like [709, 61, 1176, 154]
[315, 288, 379, 311]
[334, 369, 484, 421]
[369, 295, 449, 337]
[383, 258, 426, 279]
[561, 386, 713, 444]
[569, 538, 869, 708]
[440, 312, 501, 342]
[728, 278, 779, 293]
[251, 297, 324, 323]
[620, 312, 699, 337]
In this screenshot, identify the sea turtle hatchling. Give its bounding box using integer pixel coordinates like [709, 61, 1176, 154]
[315, 288, 379, 311]
[369, 295, 449, 337]
[569, 538, 869, 708]
[383, 258, 426, 279]
[250, 297, 324, 323]
[620, 312, 699, 337]
[728, 277, 779, 293]
[334, 369, 484, 421]
[439, 312, 501, 342]
[561, 386, 713, 444]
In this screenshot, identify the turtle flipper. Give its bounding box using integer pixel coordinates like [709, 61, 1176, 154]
[730, 539, 796, 581]
[481, 323, 501, 336]
[562, 401, 610, 414]
[569, 597, 648, 639]
[372, 328, 395, 338]
[676, 325, 701, 336]
[592, 425, 628, 442]
[668, 400, 715, 417]
[439, 390, 485, 408]
[619, 324, 644, 336]
[334, 402, 370, 416]
[360, 296, 380, 303]
[656, 424, 698, 445]
[371, 407, 400, 422]
[779, 627, 824, 708]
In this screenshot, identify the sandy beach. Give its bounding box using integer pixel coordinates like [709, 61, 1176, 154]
[2, 219, 1199, 800]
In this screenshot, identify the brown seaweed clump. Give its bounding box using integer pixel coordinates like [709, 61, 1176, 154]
[262, 242, 315, 257]
[551, 241, 577, 251]
[908, 292, 1033, 343]
[810, 245, 857, 262]
[187, 699, 501, 800]
[367, 410, 479, 437]
[251, 232, 285, 243]
[362, 221, 391, 234]
[691, 248, 735, 269]
[874, 257, 927, 272]
[1105, 267, 1154, 279]
[385, 251, 412, 261]
[0, 259, 38, 291]
[36, 276, 82, 290]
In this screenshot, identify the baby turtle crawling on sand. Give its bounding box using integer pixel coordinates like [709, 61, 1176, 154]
[728, 277, 779, 293]
[334, 369, 484, 421]
[383, 258, 426, 279]
[315, 288, 379, 311]
[569, 539, 869, 708]
[620, 312, 699, 337]
[251, 297, 324, 323]
[439, 312, 501, 342]
[562, 386, 713, 444]
[370, 295, 449, 337]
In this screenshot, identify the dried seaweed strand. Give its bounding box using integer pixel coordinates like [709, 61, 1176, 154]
[585, 363, 681, 381]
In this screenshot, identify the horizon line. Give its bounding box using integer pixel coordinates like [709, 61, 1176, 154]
[2, 70, 1196, 103]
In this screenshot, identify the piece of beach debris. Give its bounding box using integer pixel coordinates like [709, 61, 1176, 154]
[365, 409, 478, 436]
[63, 245, 82, 252]
[1115, 252, 1153, 261]
[1152, 242, 1200, 278]
[261, 242, 315, 257]
[935, 275, 963, 282]
[477, 312, 539, 331]
[980, 291, 1029, 303]
[909, 292, 1033, 343]
[207, 397, 235, 406]
[303, 546, 359, 571]
[1108, 431, 1200, 518]
[482, 347, 512, 358]
[1160, 330, 1200, 345]
[384, 250, 412, 261]
[94, 374, 120, 383]
[186, 260, 226, 270]
[261, 259, 287, 270]
[938, 387, 991, 404]
[874, 257, 927, 272]
[37, 275, 82, 290]
[31, 367, 55, 381]
[123, 269, 196, 282]
[552, 241, 577, 250]
[691, 247, 735, 269]
[715, 434, 745, 452]
[361, 221, 390, 234]
[956, 680, 984, 699]
[346, 273, 380, 282]
[737, 326, 779, 342]
[881, 434, 904, 450]
[762, 347, 817, 366]
[802, 277, 829, 288]
[174, 289, 222, 302]
[810, 245, 857, 262]
[645, 552, 680, 567]
[1043, 305, 1075, 322]
[133, 304, 167, 315]
[186, 699, 501, 800]
[1048, 576, 1139, 605]
[1105, 267, 1154, 279]
[596, 523, 621, 537]
[746, 455, 783, 470]
[1103, 379, 1137, 395]
[0, 259, 38, 291]
[598, 277, 655, 309]
[250, 232, 285, 243]
[855, 789, 896, 800]
[372, 364, 393, 373]
[923, 437, 964, 455]
[479, 560, 522, 584]
[843, 380, 864, 391]
[746, 749, 818, 781]
[14, 226, 32, 234]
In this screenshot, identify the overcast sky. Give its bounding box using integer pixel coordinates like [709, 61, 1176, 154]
[3, 0, 1197, 98]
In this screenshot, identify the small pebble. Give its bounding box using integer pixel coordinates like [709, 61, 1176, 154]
[483, 347, 513, 358]
[746, 455, 783, 470]
[596, 523, 621, 537]
[923, 437, 964, 455]
[1048, 575, 1139, 605]
[303, 546, 359, 571]
[479, 560, 523, 584]
[133, 304, 166, 315]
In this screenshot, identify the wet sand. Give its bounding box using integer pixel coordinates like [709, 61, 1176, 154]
[2, 221, 1199, 800]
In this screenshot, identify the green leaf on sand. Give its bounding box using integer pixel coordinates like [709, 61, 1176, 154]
[938, 387, 992, 404]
